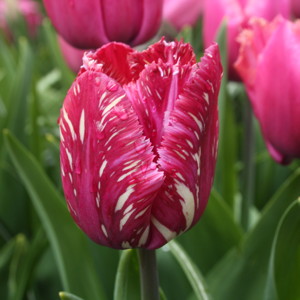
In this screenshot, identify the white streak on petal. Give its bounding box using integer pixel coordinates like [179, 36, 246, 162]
[134, 207, 148, 219]
[79, 109, 85, 143]
[151, 217, 177, 241]
[101, 224, 108, 237]
[120, 209, 136, 231]
[99, 160, 107, 177]
[99, 91, 107, 107]
[102, 94, 125, 115]
[121, 241, 131, 249]
[175, 182, 195, 230]
[138, 226, 150, 247]
[63, 108, 76, 140]
[188, 112, 203, 132]
[66, 148, 73, 170]
[203, 92, 209, 104]
[122, 160, 141, 171]
[115, 186, 135, 212]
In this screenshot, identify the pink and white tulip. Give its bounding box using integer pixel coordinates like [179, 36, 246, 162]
[163, 0, 203, 30]
[235, 17, 300, 164]
[43, 0, 163, 50]
[203, 0, 290, 79]
[59, 39, 222, 249]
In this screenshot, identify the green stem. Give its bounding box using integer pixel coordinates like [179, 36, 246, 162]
[137, 249, 160, 300]
[241, 98, 255, 231]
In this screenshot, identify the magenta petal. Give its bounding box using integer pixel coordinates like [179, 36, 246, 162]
[80, 42, 135, 85]
[43, 0, 109, 49]
[60, 71, 164, 249]
[125, 43, 222, 249]
[131, 0, 163, 46]
[130, 38, 197, 79]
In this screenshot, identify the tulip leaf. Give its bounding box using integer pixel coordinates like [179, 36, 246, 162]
[59, 292, 85, 300]
[214, 20, 238, 209]
[168, 240, 211, 300]
[114, 249, 140, 300]
[3, 130, 106, 300]
[265, 199, 300, 300]
[177, 189, 243, 273]
[8, 230, 47, 300]
[207, 168, 300, 300]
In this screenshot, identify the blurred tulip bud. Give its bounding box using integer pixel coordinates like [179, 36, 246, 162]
[0, 0, 41, 38]
[43, 0, 163, 49]
[203, 0, 290, 80]
[58, 35, 86, 73]
[59, 38, 222, 249]
[235, 17, 300, 164]
[163, 0, 203, 30]
[290, 0, 300, 18]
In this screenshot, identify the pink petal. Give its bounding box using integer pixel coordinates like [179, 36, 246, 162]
[131, 0, 163, 46]
[60, 70, 164, 249]
[125, 43, 222, 248]
[80, 42, 135, 85]
[163, 0, 203, 30]
[43, 0, 109, 49]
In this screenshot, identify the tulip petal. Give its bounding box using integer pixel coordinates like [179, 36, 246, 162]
[60, 71, 164, 249]
[125, 43, 222, 248]
[43, 0, 109, 49]
[131, 0, 163, 46]
[81, 42, 135, 85]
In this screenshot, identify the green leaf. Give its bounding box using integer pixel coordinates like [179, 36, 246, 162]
[8, 230, 47, 300]
[177, 189, 243, 273]
[207, 168, 300, 300]
[59, 292, 85, 300]
[3, 130, 106, 300]
[265, 199, 300, 300]
[114, 250, 140, 300]
[168, 240, 211, 300]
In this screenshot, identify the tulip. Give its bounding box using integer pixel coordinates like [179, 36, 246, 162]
[43, 0, 163, 50]
[203, 0, 290, 79]
[58, 35, 86, 73]
[163, 0, 203, 30]
[235, 17, 300, 164]
[0, 0, 41, 38]
[290, 0, 300, 18]
[59, 38, 222, 249]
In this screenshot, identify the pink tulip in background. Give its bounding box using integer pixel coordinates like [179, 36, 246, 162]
[58, 35, 86, 73]
[43, 0, 163, 50]
[163, 0, 203, 30]
[203, 0, 290, 79]
[59, 39, 222, 249]
[0, 0, 41, 38]
[235, 17, 300, 164]
[290, 0, 300, 17]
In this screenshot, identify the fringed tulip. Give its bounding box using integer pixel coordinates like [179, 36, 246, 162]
[59, 39, 222, 249]
[235, 17, 300, 164]
[58, 35, 86, 73]
[43, 0, 163, 50]
[203, 0, 290, 80]
[163, 0, 203, 30]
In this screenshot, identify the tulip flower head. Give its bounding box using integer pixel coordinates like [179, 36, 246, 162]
[203, 0, 290, 79]
[59, 38, 222, 249]
[235, 17, 300, 164]
[43, 0, 163, 49]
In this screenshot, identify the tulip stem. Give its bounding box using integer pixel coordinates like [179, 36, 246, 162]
[137, 249, 160, 300]
[241, 98, 255, 231]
